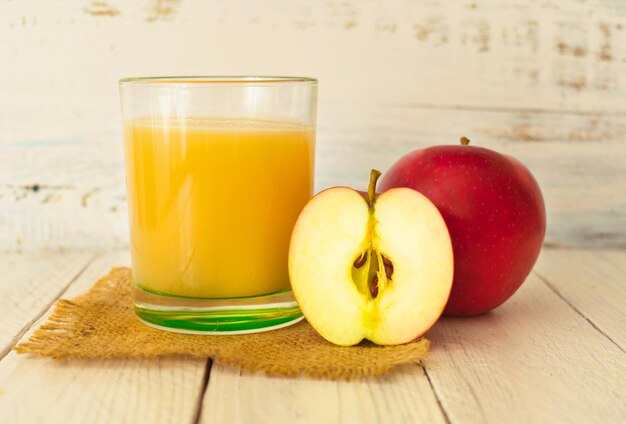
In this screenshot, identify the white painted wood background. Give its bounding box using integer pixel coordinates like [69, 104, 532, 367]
[1, 0, 625, 250]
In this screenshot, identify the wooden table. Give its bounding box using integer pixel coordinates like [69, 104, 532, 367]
[0, 248, 624, 423]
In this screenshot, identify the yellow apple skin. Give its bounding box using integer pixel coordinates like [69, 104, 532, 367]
[288, 184, 453, 346]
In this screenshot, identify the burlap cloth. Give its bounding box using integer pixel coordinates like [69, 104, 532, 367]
[15, 267, 429, 379]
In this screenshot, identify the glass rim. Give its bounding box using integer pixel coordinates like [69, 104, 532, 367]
[119, 76, 318, 87]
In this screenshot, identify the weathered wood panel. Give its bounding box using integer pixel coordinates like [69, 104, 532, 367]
[201, 363, 446, 424]
[0, 0, 624, 250]
[425, 270, 626, 423]
[2, 0, 625, 123]
[1, 105, 624, 250]
[0, 252, 92, 358]
[0, 251, 208, 424]
[534, 248, 626, 350]
[2, 250, 624, 423]
[198, 249, 626, 424]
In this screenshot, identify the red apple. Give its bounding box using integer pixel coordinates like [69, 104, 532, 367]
[379, 138, 546, 316]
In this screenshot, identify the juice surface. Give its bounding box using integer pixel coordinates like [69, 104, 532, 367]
[123, 117, 315, 298]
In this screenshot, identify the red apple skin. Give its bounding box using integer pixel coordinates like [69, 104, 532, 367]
[379, 144, 546, 316]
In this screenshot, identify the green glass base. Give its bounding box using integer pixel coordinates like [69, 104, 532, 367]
[134, 285, 304, 334]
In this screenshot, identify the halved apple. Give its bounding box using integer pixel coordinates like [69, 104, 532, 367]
[288, 170, 454, 346]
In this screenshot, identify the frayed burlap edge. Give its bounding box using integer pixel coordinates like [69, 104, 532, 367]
[15, 267, 430, 380]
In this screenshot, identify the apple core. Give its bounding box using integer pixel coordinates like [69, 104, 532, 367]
[351, 170, 396, 300]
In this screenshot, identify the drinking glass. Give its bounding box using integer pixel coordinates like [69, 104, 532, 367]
[119, 76, 317, 334]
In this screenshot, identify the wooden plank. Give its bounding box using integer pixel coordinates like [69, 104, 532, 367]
[200, 249, 626, 423]
[316, 105, 626, 249]
[0, 252, 209, 424]
[1, 1, 624, 135]
[200, 363, 446, 424]
[534, 248, 626, 351]
[1, 105, 624, 251]
[1, 0, 624, 251]
[0, 249, 623, 423]
[424, 271, 626, 423]
[0, 252, 93, 359]
[0, 0, 624, 134]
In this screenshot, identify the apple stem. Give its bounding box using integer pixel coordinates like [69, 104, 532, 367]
[460, 136, 470, 145]
[367, 169, 382, 208]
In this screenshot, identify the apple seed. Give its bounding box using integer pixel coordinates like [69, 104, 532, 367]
[384, 264, 393, 280]
[353, 254, 367, 269]
[370, 274, 379, 298]
[381, 255, 394, 280]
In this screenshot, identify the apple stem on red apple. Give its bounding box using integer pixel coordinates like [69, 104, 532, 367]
[367, 169, 382, 208]
[460, 136, 470, 145]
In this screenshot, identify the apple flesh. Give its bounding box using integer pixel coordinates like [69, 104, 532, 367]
[379, 138, 546, 316]
[288, 170, 453, 346]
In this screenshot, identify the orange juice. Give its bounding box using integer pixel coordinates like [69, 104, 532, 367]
[123, 118, 315, 298]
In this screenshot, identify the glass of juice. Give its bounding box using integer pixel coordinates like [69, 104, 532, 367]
[119, 76, 317, 334]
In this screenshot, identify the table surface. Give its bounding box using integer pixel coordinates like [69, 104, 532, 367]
[0, 247, 624, 423]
